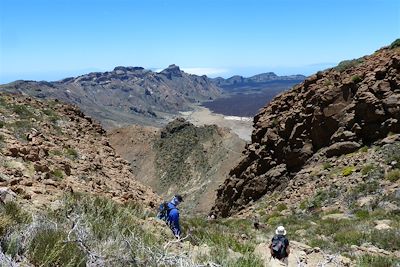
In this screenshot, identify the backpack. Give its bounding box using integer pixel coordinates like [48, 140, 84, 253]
[157, 202, 173, 221]
[271, 235, 287, 259]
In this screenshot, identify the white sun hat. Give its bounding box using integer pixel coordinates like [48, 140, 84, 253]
[275, 225, 287, 235]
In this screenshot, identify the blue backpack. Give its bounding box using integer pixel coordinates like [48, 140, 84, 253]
[157, 202, 173, 221]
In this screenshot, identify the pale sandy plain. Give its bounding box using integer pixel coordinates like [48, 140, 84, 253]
[179, 106, 253, 141]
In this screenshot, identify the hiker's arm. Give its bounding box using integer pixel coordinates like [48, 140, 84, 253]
[286, 245, 290, 255]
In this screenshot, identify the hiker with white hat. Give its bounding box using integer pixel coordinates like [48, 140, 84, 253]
[269, 225, 290, 265]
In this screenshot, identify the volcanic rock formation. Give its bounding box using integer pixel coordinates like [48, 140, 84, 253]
[212, 45, 400, 217]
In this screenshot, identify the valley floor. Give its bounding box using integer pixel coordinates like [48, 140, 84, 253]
[179, 106, 253, 141]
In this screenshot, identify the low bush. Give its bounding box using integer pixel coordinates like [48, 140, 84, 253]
[65, 148, 79, 160]
[361, 164, 375, 175]
[322, 162, 332, 170]
[334, 58, 364, 72]
[276, 203, 287, 212]
[357, 254, 400, 267]
[385, 169, 400, 182]
[342, 166, 355, 176]
[28, 228, 86, 267]
[351, 75, 362, 83]
[51, 169, 64, 180]
[389, 38, 400, 49]
[12, 105, 33, 118]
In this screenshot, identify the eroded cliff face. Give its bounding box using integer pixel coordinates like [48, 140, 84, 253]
[212, 46, 400, 217]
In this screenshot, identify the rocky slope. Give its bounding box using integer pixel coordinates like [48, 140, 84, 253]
[0, 65, 222, 129]
[212, 44, 400, 217]
[108, 118, 246, 214]
[0, 92, 159, 209]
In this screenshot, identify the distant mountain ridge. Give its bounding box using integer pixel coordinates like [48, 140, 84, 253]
[0, 65, 222, 128]
[212, 72, 305, 88]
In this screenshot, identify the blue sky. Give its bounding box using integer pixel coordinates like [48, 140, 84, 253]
[0, 0, 399, 83]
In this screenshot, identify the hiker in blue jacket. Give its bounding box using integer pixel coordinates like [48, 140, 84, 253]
[158, 195, 183, 238]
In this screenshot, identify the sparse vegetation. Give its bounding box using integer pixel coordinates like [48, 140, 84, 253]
[361, 164, 375, 175]
[0, 194, 266, 266]
[389, 38, 400, 49]
[334, 58, 364, 72]
[357, 254, 400, 267]
[8, 120, 33, 141]
[65, 148, 79, 160]
[12, 104, 34, 118]
[51, 169, 64, 180]
[29, 229, 86, 267]
[342, 166, 355, 176]
[154, 120, 216, 187]
[322, 162, 332, 170]
[276, 203, 287, 212]
[385, 169, 400, 182]
[351, 75, 362, 83]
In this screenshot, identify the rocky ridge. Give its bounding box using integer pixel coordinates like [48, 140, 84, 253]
[0, 65, 222, 129]
[108, 118, 246, 214]
[212, 45, 400, 217]
[0, 93, 159, 209]
[212, 72, 305, 88]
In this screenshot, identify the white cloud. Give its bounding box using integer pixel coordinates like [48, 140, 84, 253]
[181, 67, 229, 77]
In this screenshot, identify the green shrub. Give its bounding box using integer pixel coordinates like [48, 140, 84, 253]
[0, 201, 32, 236]
[334, 229, 365, 247]
[0, 120, 4, 128]
[12, 105, 33, 118]
[351, 75, 362, 83]
[50, 149, 63, 157]
[357, 254, 400, 267]
[361, 164, 375, 175]
[43, 109, 60, 123]
[334, 58, 364, 72]
[9, 120, 31, 137]
[389, 38, 400, 49]
[322, 162, 332, 170]
[359, 146, 368, 153]
[276, 203, 287, 212]
[385, 169, 400, 182]
[354, 209, 370, 220]
[51, 169, 64, 180]
[28, 229, 86, 267]
[65, 148, 78, 160]
[323, 80, 332, 86]
[353, 181, 380, 195]
[299, 200, 308, 210]
[342, 166, 355, 176]
[369, 229, 400, 251]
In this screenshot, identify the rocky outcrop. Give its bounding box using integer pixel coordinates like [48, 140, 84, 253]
[212, 45, 400, 217]
[0, 65, 222, 129]
[108, 118, 246, 214]
[0, 93, 159, 209]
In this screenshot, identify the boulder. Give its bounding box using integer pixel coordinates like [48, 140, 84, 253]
[325, 142, 361, 157]
[0, 187, 17, 203]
